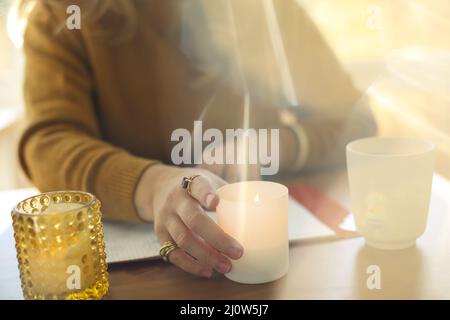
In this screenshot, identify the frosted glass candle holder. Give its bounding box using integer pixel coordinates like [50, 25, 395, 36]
[347, 137, 435, 250]
[11, 191, 109, 299]
[217, 181, 289, 284]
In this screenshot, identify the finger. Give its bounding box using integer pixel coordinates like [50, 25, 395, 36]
[192, 233, 232, 274]
[189, 175, 223, 210]
[165, 214, 232, 273]
[168, 248, 213, 278]
[158, 231, 213, 278]
[176, 195, 243, 260]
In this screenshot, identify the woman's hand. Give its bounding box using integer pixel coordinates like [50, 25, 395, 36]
[135, 164, 243, 278]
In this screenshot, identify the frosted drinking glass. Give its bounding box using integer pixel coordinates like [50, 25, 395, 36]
[346, 137, 435, 250]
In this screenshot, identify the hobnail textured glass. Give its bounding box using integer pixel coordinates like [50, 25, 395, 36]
[11, 191, 109, 300]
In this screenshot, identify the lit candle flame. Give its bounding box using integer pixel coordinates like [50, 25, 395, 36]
[253, 193, 260, 203]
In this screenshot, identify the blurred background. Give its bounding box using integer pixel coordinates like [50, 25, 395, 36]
[0, 0, 449, 190]
[0, 0, 25, 189]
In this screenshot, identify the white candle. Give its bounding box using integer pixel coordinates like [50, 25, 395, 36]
[217, 181, 289, 284]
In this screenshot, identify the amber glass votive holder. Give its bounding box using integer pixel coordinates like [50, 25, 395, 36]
[11, 191, 109, 300]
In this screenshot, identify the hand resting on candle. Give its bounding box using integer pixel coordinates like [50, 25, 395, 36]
[135, 164, 244, 278]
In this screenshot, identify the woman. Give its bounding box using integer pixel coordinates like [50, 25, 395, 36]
[18, 0, 376, 278]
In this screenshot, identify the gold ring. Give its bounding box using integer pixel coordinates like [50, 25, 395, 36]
[159, 240, 178, 262]
[181, 175, 200, 196]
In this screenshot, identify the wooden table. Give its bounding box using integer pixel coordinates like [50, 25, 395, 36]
[1, 170, 450, 299]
